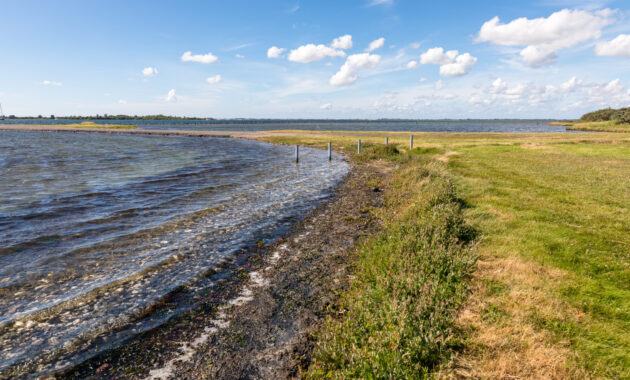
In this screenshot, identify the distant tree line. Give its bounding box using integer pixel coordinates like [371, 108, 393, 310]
[61, 114, 213, 120]
[580, 107, 630, 124]
[6, 114, 213, 120]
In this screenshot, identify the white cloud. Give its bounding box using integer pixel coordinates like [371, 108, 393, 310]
[595, 34, 630, 58]
[420, 47, 459, 65]
[288, 44, 346, 63]
[420, 47, 477, 77]
[476, 8, 615, 67]
[320, 103, 332, 110]
[166, 89, 177, 102]
[439, 53, 477, 77]
[418, 77, 428, 82]
[40, 80, 62, 86]
[560, 76, 583, 92]
[410, 42, 421, 49]
[235, 54, 244, 59]
[181, 51, 218, 64]
[368, 37, 385, 52]
[435, 80, 445, 90]
[142, 67, 158, 77]
[367, 0, 393, 6]
[331, 34, 353, 50]
[206, 75, 222, 84]
[267, 46, 286, 59]
[118, 99, 128, 104]
[330, 53, 381, 86]
[406, 60, 418, 69]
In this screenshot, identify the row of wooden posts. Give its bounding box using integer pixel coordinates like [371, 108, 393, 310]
[295, 135, 415, 162]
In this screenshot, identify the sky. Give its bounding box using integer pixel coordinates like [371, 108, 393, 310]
[1, 0, 630, 119]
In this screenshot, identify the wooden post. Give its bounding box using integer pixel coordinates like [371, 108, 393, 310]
[295, 144, 299, 163]
[358, 139, 361, 154]
[410, 135, 414, 150]
[385, 137, 389, 145]
[328, 142, 332, 161]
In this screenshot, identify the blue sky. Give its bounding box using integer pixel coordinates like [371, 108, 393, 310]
[1, 0, 629, 118]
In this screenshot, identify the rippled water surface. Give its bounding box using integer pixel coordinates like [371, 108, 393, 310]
[1, 118, 568, 132]
[0, 130, 348, 376]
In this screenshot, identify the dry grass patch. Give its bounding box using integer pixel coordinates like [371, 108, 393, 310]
[451, 256, 588, 379]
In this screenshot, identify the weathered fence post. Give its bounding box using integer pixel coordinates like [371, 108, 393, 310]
[328, 142, 332, 161]
[385, 137, 389, 145]
[358, 139, 361, 154]
[295, 144, 299, 163]
[410, 135, 414, 150]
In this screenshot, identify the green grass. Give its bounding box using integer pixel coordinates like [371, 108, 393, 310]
[447, 140, 630, 377]
[253, 131, 630, 378]
[56, 121, 137, 129]
[550, 120, 630, 132]
[308, 158, 476, 379]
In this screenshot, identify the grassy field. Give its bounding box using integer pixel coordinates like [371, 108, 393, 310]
[550, 120, 630, 132]
[254, 131, 630, 378]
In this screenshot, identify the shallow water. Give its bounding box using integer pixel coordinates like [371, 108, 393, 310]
[0, 130, 348, 376]
[1, 118, 568, 133]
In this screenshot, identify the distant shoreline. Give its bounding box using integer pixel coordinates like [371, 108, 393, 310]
[548, 120, 630, 132]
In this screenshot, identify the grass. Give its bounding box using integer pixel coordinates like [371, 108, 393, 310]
[549, 120, 630, 132]
[53, 121, 137, 129]
[253, 131, 630, 378]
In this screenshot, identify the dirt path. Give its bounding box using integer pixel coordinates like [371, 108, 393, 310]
[58, 160, 387, 379]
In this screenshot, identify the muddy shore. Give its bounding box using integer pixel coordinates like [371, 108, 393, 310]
[1, 126, 387, 379]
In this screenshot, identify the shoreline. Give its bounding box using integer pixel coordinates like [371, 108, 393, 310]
[0, 125, 383, 378]
[56, 158, 386, 379]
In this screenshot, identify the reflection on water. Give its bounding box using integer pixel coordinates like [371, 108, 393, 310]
[0, 130, 348, 376]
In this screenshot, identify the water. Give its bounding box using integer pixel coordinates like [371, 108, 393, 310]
[0, 118, 568, 133]
[0, 130, 348, 377]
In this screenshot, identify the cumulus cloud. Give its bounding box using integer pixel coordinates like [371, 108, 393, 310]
[406, 60, 418, 69]
[420, 47, 477, 77]
[468, 76, 630, 111]
[320, 103, 332, 110]
[166, 89, 177, 102]
[206, 75, 222, 84]
[267, 46, 286, 59]
[560, 76, 583, 92]
[142, 67, 158, 77]
[439, 53, 477, 77]
[181, 51, 218, 64]
[368, 37, 385, 52]
[595, 34, 630, 58]
[40, 80, 62, 86]
[420, 47, 459, 65]
[476, 8, 615, 67]
[330, 53, 381, 86]
[331, 34, 353, 50]
[288, 44, 346, 63]
[435, 80, 445, 90]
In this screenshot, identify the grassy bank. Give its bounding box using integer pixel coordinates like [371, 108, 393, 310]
[254, 131, 630, 378]
[550, 120, 630, 132]
[46, 121, 137, 129]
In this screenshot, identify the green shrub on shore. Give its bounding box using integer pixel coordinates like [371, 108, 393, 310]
[308, 157, 476, 378]
[580, 107, 630, 123]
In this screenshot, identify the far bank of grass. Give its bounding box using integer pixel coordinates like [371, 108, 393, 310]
[255, 131, 630, 378]
[550, 120, 630, 132]
[44, 121, 137, 129]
